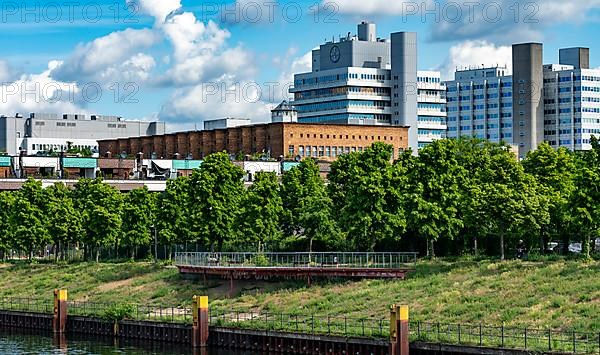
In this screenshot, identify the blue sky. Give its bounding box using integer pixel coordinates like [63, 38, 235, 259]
[1, 0, 600, 131]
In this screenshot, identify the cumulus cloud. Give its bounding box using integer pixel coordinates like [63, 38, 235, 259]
[0, 61, 18, 83]
[437, 40, 512, 80]
[0, 61, 87, 116]
[51, 28, 159, 85]
[3, 0, 286, 125]
[127, 0, 183, 24]
[159, 80, 271, 124]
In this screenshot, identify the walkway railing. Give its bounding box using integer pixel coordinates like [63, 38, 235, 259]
[175, 252, 418, 269]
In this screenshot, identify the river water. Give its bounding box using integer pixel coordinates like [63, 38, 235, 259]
[0, 329, 257, 355]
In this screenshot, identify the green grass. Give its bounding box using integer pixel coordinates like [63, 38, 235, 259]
[0, 258, 598, 334]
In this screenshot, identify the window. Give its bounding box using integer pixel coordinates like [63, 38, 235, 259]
[288, 145, 295, 156]
[299, 146, 305, 156]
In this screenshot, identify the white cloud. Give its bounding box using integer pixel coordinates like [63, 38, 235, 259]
[159, 80, 271, 124]
[2, 0, 279, 125]
[51, 28, 159, 85]
[0, 61, 17, 83]
[0, 61, 87, 116]
[127, 0, 183, 24]
[437, 40, 512, 80]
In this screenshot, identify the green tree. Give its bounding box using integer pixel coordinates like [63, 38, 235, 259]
[14, 178, 50, 259]
[328, 143, 407, 251]
[73, 178, 123, 262]
[570, 165, 600, 258]
[155, 177, 191, 258]
[523, 143, 577, 253]
[236, 171, 284, 249]
[188, 152, 245, 251]
[467, 147, 548, 260]
[282, 159, 342, 252]
[45, 182, 83, 261]
[0, 192, 16, 259]
[121, 187, 156, 259]
[405, 139, 466, 257]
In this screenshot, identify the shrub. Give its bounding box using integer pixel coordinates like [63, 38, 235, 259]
[102, 304, 136, 321]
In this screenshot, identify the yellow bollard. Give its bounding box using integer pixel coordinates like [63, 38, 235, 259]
[192, 296, 209, 348]
[53, 289, 68, 334]
[390, 304, 409, 355]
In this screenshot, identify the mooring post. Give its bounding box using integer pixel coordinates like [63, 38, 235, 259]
[390, 305, 409, 355]
[192, 295, 209, 348]
[53, 289, 68, 334]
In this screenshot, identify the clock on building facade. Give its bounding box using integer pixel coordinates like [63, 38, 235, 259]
[330, 45, 340, 63]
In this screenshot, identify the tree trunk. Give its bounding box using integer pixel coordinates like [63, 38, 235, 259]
[428, 239, 435, 258]
[95, 248, 100, 263]
[54, 242, 59, 263]
[426, 238, 430, 257]
[473, 236, 478, 256]
[582, 235, 591, 259]
[500, 234, 505, 261]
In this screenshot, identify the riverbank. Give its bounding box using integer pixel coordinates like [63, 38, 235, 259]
[0, 258, 597, 332]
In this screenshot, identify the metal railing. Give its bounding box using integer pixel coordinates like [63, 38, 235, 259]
[209, 309, 389, 339]
[0, 297, 53, 314]
[0, 298, 597, 353]
[175, 252, 417, 269]
[412, 321, 600, 354]
[67, 300, 192, 324]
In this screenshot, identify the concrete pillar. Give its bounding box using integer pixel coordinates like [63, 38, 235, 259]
[192, 296, 209, 348]
[390, 304, 409, 355]
[53, 289, 67, 334]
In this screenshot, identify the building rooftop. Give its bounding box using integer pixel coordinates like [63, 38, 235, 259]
[272, 100, 297, 112]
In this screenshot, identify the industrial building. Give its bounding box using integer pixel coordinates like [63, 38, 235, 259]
[97, 122, 409, 163]
[290, 22, 447, 152]
[0, 113, 165, 156]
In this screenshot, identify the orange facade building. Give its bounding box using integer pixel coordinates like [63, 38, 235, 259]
[98, 123, 409, 162]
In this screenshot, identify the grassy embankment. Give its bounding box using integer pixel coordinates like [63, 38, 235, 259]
[0, 258, 598, 332]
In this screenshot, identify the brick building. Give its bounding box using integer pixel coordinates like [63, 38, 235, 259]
[98, 122, 409, 162]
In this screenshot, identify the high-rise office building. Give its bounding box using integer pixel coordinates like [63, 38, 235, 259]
[416, 71, 447, 148]
[445, 44, 600, 158]
[445, 66, 514, 144]
[290, 22, 446, 152]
